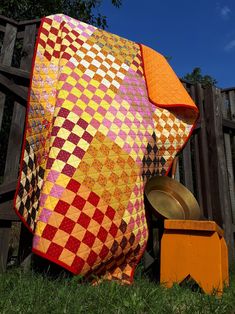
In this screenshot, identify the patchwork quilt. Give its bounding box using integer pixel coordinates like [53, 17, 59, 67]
[14, 14, 198, 283]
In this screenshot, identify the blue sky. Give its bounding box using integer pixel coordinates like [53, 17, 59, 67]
[100, 1, 235, 88]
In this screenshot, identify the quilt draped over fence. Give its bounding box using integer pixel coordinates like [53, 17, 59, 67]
[14, 14, 198, 283]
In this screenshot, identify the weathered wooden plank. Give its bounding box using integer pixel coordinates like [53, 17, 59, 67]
[0, 200, 19, 220]
[189, 83, 202, 206]
[189, 84, 196, 102]
[0, 64, 30, 79]
[226, 90, 235, 224]
[182, 139, 194, 193]
[224, 134, 235, 223]
[0, 220, 12, 272]
[0, 24, 17, 65]
[194, 83, 213, 220]
[223, 119, 235, 133]
[0, 180, 17, 194]
[232, 224, 235, 233]
[221, 92, 229, 119]
[0, 23, 17, 130]
[174, 160, 180, 182]
[229, 90, 235, 120]
[192, 133, 204, 214]
[20, 24, 36, 70]
[222, 86, 235, 92]
[3, 25, 36, 183]
[0, 25, 5, 33]
[0, 15, 19, 27]
[17, 28, 38, 39]
[204, 86, 234, 261]
[18, 18, 41, 26]
[0, 15, 40, 27]
[0, 73, 28, 102]
[3, 24, 37, 266]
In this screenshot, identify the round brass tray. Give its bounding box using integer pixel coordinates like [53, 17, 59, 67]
[144, 175, 201, 220]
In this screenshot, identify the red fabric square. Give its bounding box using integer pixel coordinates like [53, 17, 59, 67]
[67, 179, 81, 193]
[97, 226, 108, 242]
[71, 255, 85, 273]
[62, 119, 75, 131]
[53, 137, 65, 148]
[38, 38, 46, 49]
[65, 236, 81, 253]
[71, 29, 80, 37]
[41, 27, 49, 37]
[68, 133, 80, 144]
[105, 206, 116, 220]
[46, 157, 55, 169]
[72, 195, 86, 209]
[65, 34, 73, 43]
[47, 38, 55, 49]
[57, 150, 70, 162]
[53, 50, 60, 58]
[70, 44, 77, 53]
[59, 217, 76, 234]
[42, 224, 57, 241]
[44, 50, 52, 61]
[46, 242, 63, 259]
[92, 208, 104, 224]
[82, 230, 96, 247]
[99, 245, 109, 259]
[51, 126, 60, 136]
[109, 222, 118, 237]
[87, 192, 100, 207]
[77, 212, 91, 229]
[73, 147, 85, 159]
[55, 200, 70, 215]
[44, 17, 53, 25]
[58, 108, 70, 118]
[62, 52, 71, 60]
[75, 38, 84, 45]
[62, 164, 76, 177]
[50, 26, 59, 36]
[87, 250, 98, 266]
[77, 118, 88, 130]
[82, 131, 93, 143]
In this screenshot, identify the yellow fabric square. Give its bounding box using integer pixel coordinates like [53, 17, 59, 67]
[47, 212, 64, 228]
[81, 112, 92, 123]
[35, 221, 47, 237]
[55, 173, 71, 186]
[59, 249, 75, 265]
[44, 196, 60, 211]
[36, 238, 51, 254]
[62, 142, 76, 154]
[66, 155, 80, 168]
[52, 230, 70, 247]
[57, 128, 70, 140]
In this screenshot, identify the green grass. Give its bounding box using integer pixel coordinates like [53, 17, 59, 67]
[0, 267, 234, 314]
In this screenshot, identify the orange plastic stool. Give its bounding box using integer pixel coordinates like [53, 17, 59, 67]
[160, 220, 229, 295]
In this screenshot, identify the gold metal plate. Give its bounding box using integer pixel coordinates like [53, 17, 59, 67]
[144, 176, 201, 220]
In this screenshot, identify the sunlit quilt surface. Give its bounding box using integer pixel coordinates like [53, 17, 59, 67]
[14, 14, 198, 283]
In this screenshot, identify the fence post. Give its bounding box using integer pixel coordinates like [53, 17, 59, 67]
[204, 86, 234, 261]
[194, 83, 213, 219]
[0, 22, 18, 272]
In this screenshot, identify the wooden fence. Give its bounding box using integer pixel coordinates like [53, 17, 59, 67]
[0, 15, 234, 273]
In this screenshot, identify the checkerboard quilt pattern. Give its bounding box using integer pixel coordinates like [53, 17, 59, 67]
[14, 14, 198, 283]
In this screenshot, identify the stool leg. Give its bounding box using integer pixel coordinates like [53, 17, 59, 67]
[190, 233, 224, 295]
[220, 237, 229, 288]
[160, 231, 189, 287]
